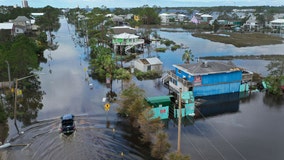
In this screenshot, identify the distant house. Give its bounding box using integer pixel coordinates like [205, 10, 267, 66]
[0, 23, 14, 41]
[13, 16, 32, 35]
[0, 23, 14, 35]
[30, 13, 44, 19]
[125, 14, 133, 20]
[134, 15, 140, 22]
[112, 15, 124, 25]
[134, 57, 163, 72]
[270, 19, 284, 29]
[243, 14, 257, 31]
[30, 13, 44, 31]
[159, 13, 176, 24]
[111, 26, 137, 35]
[201, 14, 213, 23]
[177, 14, 187, 22]
[162, 61, 253, 97]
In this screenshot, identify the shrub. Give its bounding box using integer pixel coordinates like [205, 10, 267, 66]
[155, 47, 167, 52]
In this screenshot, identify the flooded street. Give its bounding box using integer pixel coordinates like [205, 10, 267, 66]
[2, 17, 151, 160]
[3, 115, 148, 160]
[1, 16, 284, 160]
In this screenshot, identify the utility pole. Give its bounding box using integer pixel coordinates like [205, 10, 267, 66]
[177, 87, 182, 154]
[14, 74, 40, 134]
[14, 78, 19, 134]
[5, 60, 11, 89]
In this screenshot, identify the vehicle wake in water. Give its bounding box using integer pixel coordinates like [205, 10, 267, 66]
[2, 115, 148, 160]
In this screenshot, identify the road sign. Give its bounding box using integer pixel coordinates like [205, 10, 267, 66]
[104, 103, 110, 111]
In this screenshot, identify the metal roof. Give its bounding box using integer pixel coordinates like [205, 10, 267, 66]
[139, 57, 163, 65]
[173, 61, 240, 75]
[0, 23, 13, 29]
[112, 26, 137, 34]
[113, 32, 139, 39]
[271, 19, 284, 23]
[14, 16, 30, 22]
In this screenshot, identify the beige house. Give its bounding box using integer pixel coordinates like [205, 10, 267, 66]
[134, 57, 163, 72]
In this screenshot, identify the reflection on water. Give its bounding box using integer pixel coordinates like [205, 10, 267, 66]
[195, 93, 241, 119]
[153, 28, 284, 75]
[166, 92, 284, 160]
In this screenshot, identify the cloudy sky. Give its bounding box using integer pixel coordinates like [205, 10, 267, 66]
[1, 0, 282, 8]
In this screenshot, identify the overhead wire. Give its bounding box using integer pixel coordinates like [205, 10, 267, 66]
[190, 118, 226, 160]
[180, 117, 209, 160]
[195, 108, 248, 160]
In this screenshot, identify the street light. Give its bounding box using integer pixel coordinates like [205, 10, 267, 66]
[14, 74, 40, 134]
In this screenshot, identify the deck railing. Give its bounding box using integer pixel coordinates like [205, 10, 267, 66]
[167, 70, 193, 88]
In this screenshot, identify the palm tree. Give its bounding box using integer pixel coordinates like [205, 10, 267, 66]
[182, 49, 194, 64]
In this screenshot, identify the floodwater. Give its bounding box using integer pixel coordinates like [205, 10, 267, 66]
[1, 16, 284, 160]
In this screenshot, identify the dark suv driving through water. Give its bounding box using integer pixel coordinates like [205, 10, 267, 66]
[60, 114, 75, 135]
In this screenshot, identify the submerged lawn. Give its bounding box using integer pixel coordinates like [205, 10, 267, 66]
[192, 32, 284, 47]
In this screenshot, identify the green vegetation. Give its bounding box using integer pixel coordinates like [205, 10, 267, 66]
[0, 121, 8, 147]
[161, 39, 175, 47]
[134, 69, 162, 80]
[0, 35, 42, 81]
[0, 6, 61, 128]
[171, 44, 181, 51]
[117, 84, 189, 159]
[182, 49, 194, 64]
[155, 48, 167, 52]
[0, 104, 7, 123]
[265, 57, 284, 96]
[89, 46, 116, 81]
[167, 152, 190, 160]
[192, 32, 283, 47]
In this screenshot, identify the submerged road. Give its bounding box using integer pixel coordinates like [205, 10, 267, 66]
[1, 16, 150, 160]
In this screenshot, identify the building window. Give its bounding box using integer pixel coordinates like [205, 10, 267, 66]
[172, 79, 177, 85]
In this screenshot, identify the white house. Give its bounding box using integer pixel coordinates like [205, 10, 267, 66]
[112, 32, 144, 54]
[13, 16, 31, 35]
[270, 19, 284, 29]
[0, 22, 14, 35]
[243, 14, 258, 31]
[0, 23, 14, 30]
[201, 14, 213, 23]
[30, 13, 44, 19]
[134, 57, 163, 72]
[177, 14, 187, 22]
[112, 15, 124, 25]
[159, 13, 176, 24]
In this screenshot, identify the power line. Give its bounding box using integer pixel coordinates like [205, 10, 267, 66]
[190, 119, 226, 160]
[180, 118, 209, 160]
[195, 108, 248, 160]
